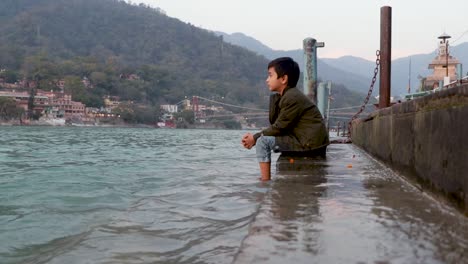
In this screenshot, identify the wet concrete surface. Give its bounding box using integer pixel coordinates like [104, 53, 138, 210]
[233, 144, 468, 264]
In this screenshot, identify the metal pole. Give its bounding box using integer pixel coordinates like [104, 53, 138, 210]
[408, 57, 411, 94]
[326, 81, 332, 129]
[303, 38, 317, 103]
[446, 41, 449, 77]
[379, 6, 392, 108]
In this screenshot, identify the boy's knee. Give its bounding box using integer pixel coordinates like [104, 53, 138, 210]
[256, 136, 276, 163]
[255, 136, 264, 147]
[256, 136, 274, 146]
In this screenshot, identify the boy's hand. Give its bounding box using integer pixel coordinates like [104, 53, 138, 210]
[241, 133, 256, 149]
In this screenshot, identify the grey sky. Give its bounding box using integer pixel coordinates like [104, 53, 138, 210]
[136, 0, 468, 60]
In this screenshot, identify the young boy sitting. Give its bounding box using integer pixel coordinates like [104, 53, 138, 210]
[241, 57, 329, 181]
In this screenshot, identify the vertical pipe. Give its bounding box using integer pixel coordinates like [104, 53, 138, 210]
[457, 64, 463, 79]
[317, 82, 328, 117]
[379, 6, 392, 108]
[303, 38, 317, 103]
[326, 81, 332, 129]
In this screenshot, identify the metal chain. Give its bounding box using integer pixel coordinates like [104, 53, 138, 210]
[347, 50, 380, 137]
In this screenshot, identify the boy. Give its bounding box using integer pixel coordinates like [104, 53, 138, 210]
[241, 57, 329, 181]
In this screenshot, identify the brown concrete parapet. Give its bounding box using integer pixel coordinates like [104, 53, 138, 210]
[351, 84, 468, 214]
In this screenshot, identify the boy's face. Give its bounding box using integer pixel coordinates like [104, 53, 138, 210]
[266, 67, 287, 93]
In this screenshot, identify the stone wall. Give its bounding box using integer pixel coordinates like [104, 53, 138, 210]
[351, 84, 468, 214]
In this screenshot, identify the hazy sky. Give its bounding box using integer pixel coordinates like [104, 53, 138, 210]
[136, 0, 468, 60]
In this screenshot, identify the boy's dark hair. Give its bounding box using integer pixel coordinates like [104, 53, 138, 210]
[267, 57, 300, 88]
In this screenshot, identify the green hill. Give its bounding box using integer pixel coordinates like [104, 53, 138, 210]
[0, 0, 269, 109]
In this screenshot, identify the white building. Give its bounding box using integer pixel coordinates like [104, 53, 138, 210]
[160, 104, 178, 113]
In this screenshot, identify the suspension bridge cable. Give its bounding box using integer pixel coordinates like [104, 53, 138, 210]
[195, 95, 373, 112]
[328, 116, 353, 120]
[451, 29, 468, 45]
[206, 112, 268, 118]
[330, 105, 373, 111]
[194, 96, 267, 112]
[241, 116, 268, 120]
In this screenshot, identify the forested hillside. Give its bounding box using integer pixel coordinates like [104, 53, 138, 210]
[0, 0, 269, 109]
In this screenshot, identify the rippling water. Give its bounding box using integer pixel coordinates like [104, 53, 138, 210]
[0, 127, 267, 264]
[234, 144, 468, 264]
[2, 127, 468, 264]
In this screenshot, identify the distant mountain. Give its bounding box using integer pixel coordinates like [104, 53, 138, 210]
[322, 56, 375, 79]
[216, 32, 371, 93]
[215, 32, 374, 119]
[215, 32, 277, 59]
[319, 43, 468, 95]
[218, 31, 468, 96]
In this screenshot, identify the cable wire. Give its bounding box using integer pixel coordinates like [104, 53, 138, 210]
[195, 96, 267, 112]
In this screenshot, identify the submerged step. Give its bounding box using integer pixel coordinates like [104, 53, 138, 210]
[233, 144, 468, 264]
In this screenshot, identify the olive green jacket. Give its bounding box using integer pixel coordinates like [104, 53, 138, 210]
[254, 87, 329, 152]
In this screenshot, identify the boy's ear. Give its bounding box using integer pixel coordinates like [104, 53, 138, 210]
[281, 74, 289, 85]
[280, 75, 289, 85]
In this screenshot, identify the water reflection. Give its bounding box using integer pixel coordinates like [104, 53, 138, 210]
[234, 144, 468, 264]
[234, 155, 328, 263]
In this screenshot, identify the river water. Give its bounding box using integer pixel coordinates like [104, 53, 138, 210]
[0, 127, 266, 264]
[1, 127, 467, 264]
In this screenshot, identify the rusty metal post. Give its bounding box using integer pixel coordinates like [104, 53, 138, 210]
[337, 121, 341, 136]
[379, 6, 392, 108]
[303, 38, 317, 103]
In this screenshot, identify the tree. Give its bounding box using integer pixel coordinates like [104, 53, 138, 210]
[27, 87, 36, 120]
[0, 70, 19, 83]
[113, 103, 159, 124]
[22, 53, 61, 91]
[223, 119, 241, 129]
[175, 110, 195, 124]
[0, 97, 24, 121]
[64, 76, 104, 107]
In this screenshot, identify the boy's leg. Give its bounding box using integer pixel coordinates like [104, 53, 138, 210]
[259, 162, 271, 181]
[255, 136, 276, 181]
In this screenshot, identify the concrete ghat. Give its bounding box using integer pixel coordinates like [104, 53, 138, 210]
[232, 144, 468, 264]
[351, 84, 468, 214]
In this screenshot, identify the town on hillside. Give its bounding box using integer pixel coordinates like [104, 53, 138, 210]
[0, 75, 259, 129]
